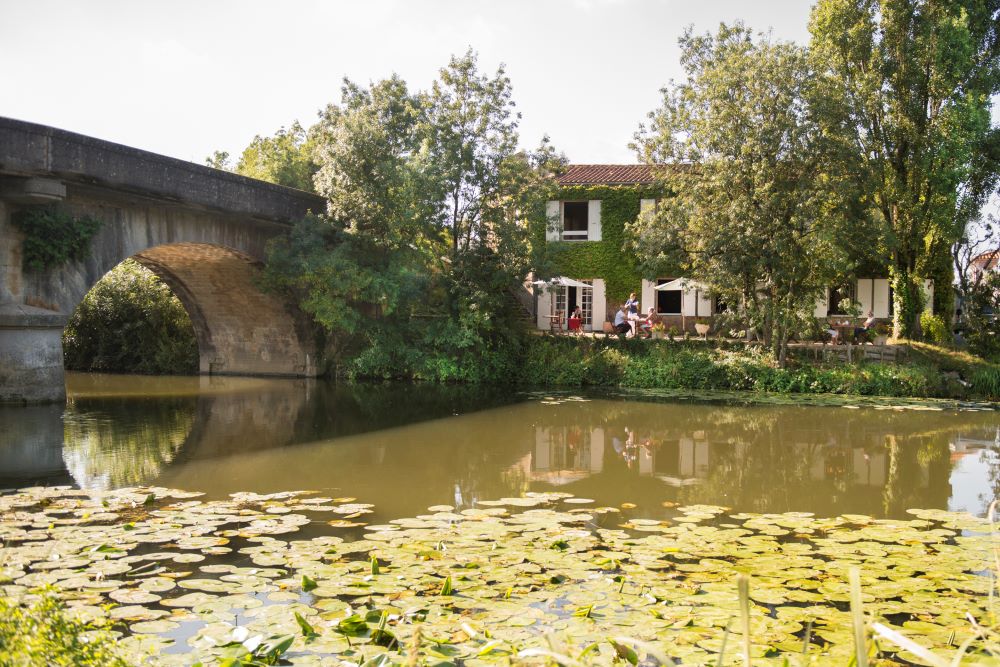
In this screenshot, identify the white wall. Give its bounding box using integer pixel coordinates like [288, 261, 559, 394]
[536, 289, 552, 329]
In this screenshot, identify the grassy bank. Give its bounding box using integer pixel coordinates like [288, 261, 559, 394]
[516, 336, 1000, 401]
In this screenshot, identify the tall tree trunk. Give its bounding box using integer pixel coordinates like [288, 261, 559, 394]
[891, 262, 924, 340]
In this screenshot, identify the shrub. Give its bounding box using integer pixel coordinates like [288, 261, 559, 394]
[63, 259, 199, 375]
[969, 367, 1000, 401]
[11, 206, 103, 271]
[0, 589, 130, 667]
[920, 312, 952, 345]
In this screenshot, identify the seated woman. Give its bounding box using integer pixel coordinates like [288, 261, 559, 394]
[854, 311, 877, 341]
[567, 305, 583, 333]
[638, 307, 660, 337]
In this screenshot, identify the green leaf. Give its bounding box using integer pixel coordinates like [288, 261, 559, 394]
[439, 575, 454, 596]
[336, 614, 369, 636]
[608, 639, 639, 665]
[294, 611, 316, 637]
[301, 574, 317, 592]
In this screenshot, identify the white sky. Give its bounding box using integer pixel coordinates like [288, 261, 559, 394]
[0, 0, 815, 166]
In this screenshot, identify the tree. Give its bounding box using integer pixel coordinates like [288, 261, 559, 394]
[809, 0, 1000, 338]
[953, 207, 999, 306]
[266, 76, 438, 341]
[263, 57, 560, 381]
[630, 23, 860, 366]
[422, 49, 521, 261]
[235, 121, 318, 192]
[205, 122, 318, 192]
[63, 259, 198, 374]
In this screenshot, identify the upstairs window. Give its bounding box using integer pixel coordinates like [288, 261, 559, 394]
[562, 202, 589, 241]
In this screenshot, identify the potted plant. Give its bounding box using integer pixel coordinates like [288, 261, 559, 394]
[872, 322, 891, 346]
[651, 322, 666, 340]
[694, 317, 710, 338]
[667, 325, 680, 341]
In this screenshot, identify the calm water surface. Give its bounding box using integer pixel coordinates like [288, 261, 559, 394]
[2, 372, 998, 523]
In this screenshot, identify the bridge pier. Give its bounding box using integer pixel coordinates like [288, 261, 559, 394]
[0, 303, 67, 403]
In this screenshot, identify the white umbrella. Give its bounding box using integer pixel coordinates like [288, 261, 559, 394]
[532, 276, 593, 290]
[653, 278, 707, 291]
[652, 278, 710, 328]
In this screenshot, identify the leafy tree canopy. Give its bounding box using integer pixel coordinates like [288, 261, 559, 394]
[630, 23, 865, 365]
[809, 0, 1000, 336]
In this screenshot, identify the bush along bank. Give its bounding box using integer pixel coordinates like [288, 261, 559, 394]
[515, 336, 1000, 401]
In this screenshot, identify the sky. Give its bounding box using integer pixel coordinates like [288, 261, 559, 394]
[0, 0, 815, 166]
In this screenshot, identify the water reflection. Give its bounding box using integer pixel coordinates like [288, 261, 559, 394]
[1, 375, 997, 522]
[521, 404, 994, 517]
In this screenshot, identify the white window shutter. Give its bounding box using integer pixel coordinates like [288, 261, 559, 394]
[591, 279, 606, 329]
[696, 289, 712, 316]
[545, 201, 560, 242]
[640, 198, 656, 217]
[813, 289, 828, 318]
[536, 289, 552, 330]
[640, 279, 655, 315]
[682, 289, 698, 316]
[873, 279, 890, 318]
[857, 279, 873, 315]
[587, 200, 602, 241]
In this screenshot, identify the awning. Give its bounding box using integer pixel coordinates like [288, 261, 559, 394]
[532, 276, 593, 290]
[653, 278, 708, 291]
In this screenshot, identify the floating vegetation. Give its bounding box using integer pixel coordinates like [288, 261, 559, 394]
[0, 486, 998, 665]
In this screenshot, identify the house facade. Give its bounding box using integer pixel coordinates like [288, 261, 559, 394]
[535, 164, 932, 332]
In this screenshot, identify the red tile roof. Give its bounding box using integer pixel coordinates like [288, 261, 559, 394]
[556, 164, 657, 186]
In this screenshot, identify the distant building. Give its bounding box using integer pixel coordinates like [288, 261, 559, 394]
[533, 164, 932, 332]
[969, 249, 1000, 285]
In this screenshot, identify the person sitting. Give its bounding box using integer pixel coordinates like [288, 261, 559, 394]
[567, 305, 583, 333]
[639, 307, 660, 337]
[854, 311, 876, 342]
[613, 304, 632, 337]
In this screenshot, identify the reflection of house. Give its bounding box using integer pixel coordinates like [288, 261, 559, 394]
[949, 428, 1000, 463]
[530, 426, 604, 484]
[526, 423, 893, 491]
[534, 164, 933, 332]
[655, 437, 709, 487]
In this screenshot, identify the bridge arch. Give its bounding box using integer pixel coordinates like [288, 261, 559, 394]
[0, 117, 325, 403]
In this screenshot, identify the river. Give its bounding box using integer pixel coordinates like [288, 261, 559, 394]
[2, 372, 997, 522]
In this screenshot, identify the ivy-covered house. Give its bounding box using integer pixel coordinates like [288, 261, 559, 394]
[535, 164, 933, 333]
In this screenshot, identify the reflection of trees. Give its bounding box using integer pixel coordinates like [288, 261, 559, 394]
[62, 397, 195, 490]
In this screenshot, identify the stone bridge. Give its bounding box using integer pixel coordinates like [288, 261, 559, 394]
[0, 117, 326, 403]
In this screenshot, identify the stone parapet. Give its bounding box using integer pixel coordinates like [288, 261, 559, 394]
[0, 117, 325, 224]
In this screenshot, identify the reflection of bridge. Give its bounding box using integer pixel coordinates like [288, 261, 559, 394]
[0, 118, 325, 403]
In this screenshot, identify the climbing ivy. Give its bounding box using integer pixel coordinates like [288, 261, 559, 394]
[535, 185, 663, 302]
[11, 206, 103, 270]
